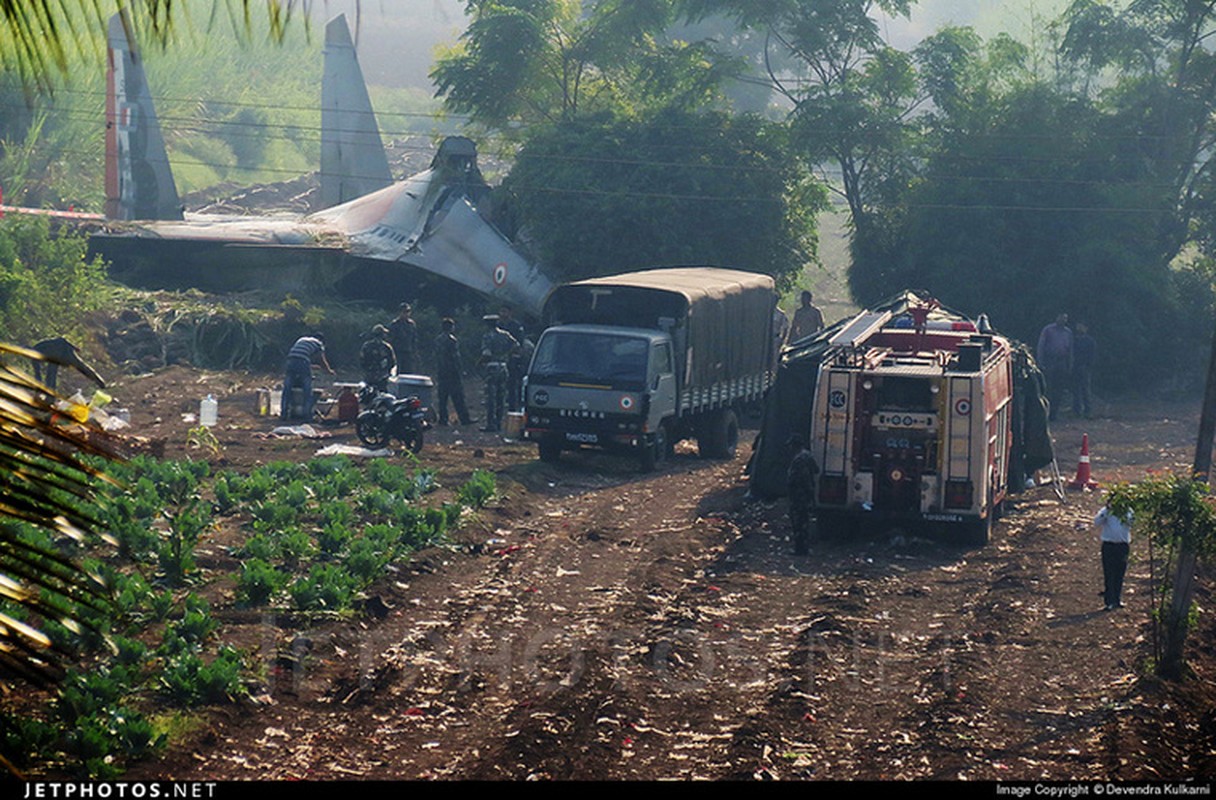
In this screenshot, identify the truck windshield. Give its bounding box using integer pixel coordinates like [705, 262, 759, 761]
[531, 332, 649, 386]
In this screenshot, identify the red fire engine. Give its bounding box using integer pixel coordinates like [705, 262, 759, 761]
[809, 301, 1014, 545]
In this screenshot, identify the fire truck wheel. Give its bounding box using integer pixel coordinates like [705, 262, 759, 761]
[815, 510, 855, 541]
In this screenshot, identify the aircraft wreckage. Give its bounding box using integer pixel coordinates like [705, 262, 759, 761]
[88, 12, 554, 314]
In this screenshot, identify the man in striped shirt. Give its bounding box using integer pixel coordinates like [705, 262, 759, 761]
[282, 333, 334, 421]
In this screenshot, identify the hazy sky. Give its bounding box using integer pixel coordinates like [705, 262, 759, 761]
[315, 0, 1070, 90]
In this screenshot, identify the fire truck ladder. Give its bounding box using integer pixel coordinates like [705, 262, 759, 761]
[823, 309, 895, 366]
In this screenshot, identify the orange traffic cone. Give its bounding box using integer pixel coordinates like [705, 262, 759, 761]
[1068, 433, 1100, 490]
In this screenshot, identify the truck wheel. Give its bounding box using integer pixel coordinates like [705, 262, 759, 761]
[960, 513, 992, 547]
[538, 438, 562, 463]
[698, 409, 739, 459]
[639, 426, 667, 472]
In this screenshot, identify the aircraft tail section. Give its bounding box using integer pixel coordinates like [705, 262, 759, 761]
[104, 10, 182, 221]
[309, 136, 554, 316]
[320, 14, 392, 208]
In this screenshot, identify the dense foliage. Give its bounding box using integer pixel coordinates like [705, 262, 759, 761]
[0, 216, 107, 345]
[434, 0, 826, 288]
[690, 0, 1216, 386]
[500, 109, 825, 286]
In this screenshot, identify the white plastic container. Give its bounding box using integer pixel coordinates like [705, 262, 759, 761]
[200, 394, 218, 427]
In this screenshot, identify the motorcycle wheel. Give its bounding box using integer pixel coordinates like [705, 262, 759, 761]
[356, 412, 389, 448]
[403, 427, 424, 454]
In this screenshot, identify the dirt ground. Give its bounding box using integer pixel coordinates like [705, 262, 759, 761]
[61, 366, 1216, 781]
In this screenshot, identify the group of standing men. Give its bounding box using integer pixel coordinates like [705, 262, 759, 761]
[285, 301, 531, 434]
[1036, 313, 1097, 421]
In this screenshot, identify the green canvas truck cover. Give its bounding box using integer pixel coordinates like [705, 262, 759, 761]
[542, 267, 775, 389]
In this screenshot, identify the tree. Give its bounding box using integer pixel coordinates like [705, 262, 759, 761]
[432, 0, 741, 134]
[499, 109, 825, 286]
[681, 0, 920, 242]
[1106, 473, 1216, 679]
[435, 1, 824, 286]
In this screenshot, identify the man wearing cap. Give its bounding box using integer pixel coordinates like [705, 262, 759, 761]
[282, 333, 334, 421]
[480, 314, 519, 433]
[389, 303, 418, 375]
[359, 325, 396, 394]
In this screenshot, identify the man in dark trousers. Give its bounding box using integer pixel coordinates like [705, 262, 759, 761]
[282, 333, 334, 421]
[31, 337, 106, 392]
[1037, 312, 1073, 421]
[1072, 322, 1096, 419]
[787, 434, 820, 555]
[479, 314, 519, 433]
[1094, 504, 1132, 611]
[388, 303, 418, 375]
[433, 317, 472, 426]
[498, 305, 527, 412]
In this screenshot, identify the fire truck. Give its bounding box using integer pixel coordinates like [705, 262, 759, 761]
[808, 301, 1014, 545]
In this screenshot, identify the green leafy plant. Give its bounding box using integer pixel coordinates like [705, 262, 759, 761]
[458, 469, 497, 509]
[159, 646, 247, 706]
[236, 558, 285, 606]
[289, 564, 356, 612]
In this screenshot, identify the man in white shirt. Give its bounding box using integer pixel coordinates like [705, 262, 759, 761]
[1094, 505, 1132, 610]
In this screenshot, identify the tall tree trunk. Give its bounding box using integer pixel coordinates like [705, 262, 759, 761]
[1162, 316, 1216, 679]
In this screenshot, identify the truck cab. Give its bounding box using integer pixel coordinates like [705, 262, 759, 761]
[524, 324, 677, 469]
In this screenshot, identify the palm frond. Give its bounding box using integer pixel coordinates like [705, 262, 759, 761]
[0, 342, 121, 685]
[0, 0, 311, 92]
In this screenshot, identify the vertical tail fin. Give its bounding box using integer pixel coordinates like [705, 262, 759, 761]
[320, 14, 392, 208]
[104, 10, 182, 221]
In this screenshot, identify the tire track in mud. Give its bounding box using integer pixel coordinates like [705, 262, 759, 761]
[349, 453, 754, 779]
[711, 493, 1139, 781]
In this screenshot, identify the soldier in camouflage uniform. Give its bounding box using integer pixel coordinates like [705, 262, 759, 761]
[359, 325, 396, 394]
[786, 434, 820, 555]
[433, 317, 472, 425]
[479, 314, 519, 433]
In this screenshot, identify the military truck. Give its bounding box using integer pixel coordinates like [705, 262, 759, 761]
[522, 267, 775, 470]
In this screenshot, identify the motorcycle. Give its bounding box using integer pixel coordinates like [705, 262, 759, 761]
[355, 384, 427, 452]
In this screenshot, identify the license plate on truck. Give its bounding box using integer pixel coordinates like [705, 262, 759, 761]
[565, 432, 598, 444]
